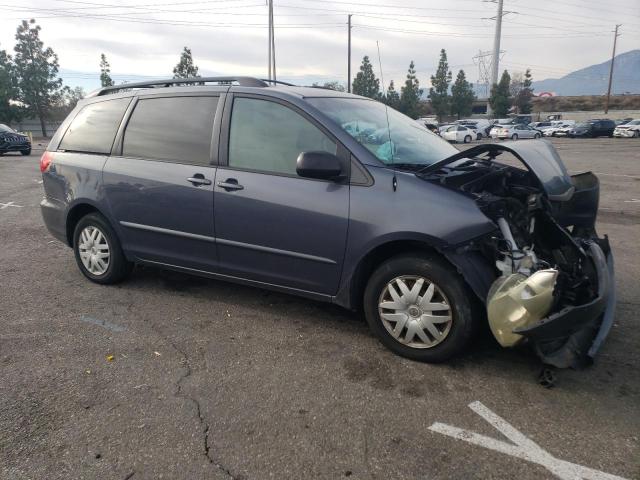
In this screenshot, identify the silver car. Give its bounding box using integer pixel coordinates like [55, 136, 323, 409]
[491, 124, 542, 140]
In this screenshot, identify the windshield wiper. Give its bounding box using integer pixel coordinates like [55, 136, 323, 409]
[389, 163, 430, 171]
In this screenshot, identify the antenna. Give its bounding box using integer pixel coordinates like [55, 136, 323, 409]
[375, 40, 395, 168]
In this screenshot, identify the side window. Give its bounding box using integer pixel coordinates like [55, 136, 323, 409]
[228, 97, 336, 176]
[123, 96, 218, 165]
[59, 97, 131, 154]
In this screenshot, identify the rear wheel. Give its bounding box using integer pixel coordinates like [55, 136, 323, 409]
[363, 254, 478, 363]
[21, 149, 31, 156]
[73, 213, 133, 284]
[534, 133, 541, 139]
[511, 133, 519, 140]
[464, 135, 472, 143]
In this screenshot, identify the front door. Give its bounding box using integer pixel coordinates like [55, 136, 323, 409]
[214, 95, 349, 295]
[104, 94, 220, 271]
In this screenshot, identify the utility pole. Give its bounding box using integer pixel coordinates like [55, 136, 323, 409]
[487, 0, 504, 116]
[604, 24, 621, 114]
[267, 0, 271, 81]
[267, 0, 276, 81]
[347, 14, 352, 93]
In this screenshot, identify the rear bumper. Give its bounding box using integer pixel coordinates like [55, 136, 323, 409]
[40, 196, 69, 245]
[515, 240, 615, 369]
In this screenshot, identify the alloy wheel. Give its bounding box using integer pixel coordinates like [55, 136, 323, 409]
[378, 275, 453, 349]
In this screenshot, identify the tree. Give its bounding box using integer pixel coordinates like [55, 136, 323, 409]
[450, 69, 475, 119]
[384, 80, 400, 110]
[0, 45, 21, 124]
[351, 56, 380, 99]
[99, 53, 114, 87]
[13, 19, 63, 136]
[514, 68, 533, 114]
[173, 47, 199, 78]
[489, 70, 511, 118]
[399, 61, 422, 119]
[429, 49, 452, 121]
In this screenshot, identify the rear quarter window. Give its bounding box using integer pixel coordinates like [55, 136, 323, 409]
[59, 97, 131, 154]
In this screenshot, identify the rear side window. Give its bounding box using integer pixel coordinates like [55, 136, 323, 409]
[228, 98, 336, 176]
[123, 96, 218, 165]
[59, 98, 131, 154]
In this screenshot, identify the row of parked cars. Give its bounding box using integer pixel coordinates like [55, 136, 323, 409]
[418, 117, 640, 143]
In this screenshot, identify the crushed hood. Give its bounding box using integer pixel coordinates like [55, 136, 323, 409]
[423, 140, 575, 202]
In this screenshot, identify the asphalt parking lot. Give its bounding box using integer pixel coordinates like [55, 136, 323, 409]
[1, 138, 639, 480]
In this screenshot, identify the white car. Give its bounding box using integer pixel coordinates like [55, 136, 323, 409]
[441, 125, 477, 143]
[613, 119, 640, 138]
[491, 124, 542, 140]
[457, 119, 491, 138]
[543, 121, 576, 137]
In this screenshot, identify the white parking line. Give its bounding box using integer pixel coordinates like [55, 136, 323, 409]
[592, 172, 640, 179]
[429, 401, 629, 480]
[0, 201, 23, 209]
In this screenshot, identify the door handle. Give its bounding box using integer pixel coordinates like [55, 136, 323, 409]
[217, 178, 244, 191]
[187, 174, 212, 186]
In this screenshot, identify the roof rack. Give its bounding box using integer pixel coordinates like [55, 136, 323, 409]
[260, 79, 296, 86]
[87, 76, 277, 97]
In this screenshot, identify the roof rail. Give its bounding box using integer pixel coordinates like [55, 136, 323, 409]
[87, 76, 271, 97]
[260, 79, 296, 86]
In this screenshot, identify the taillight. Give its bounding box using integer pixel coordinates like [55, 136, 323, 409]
[40, 151, 53, 173]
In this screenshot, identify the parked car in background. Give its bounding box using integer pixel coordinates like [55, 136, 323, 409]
[543, 121, 576, 137]
[441, 124, 477, 143]
[568, 119, 616, 138]
[38, 76, 615, 370]
[613, 119, 640, 138]
[529, 121, 553, 130]
[457, 119, 492, 138]
[491, 124, 542, 140]
[0, 124, 31, 156]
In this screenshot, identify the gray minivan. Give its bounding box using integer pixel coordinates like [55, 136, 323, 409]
[40, 77, 614, 369]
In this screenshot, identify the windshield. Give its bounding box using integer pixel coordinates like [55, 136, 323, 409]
[626, 120, 640, 125]
[0, 124, 16, 133]
[576, 122, 590, 128]
[306, 97, 457, 165]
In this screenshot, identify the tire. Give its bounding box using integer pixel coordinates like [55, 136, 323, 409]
[634, 130, 640, 138]
[464, 135, 472, 143]
[534, 133, 541, 139]
[477, 133, 483, 140]
[21, 149, 31, 156]
[363, 253, 478, 363]
[73, 212, 133, 284]
[511, 134, 518, 140]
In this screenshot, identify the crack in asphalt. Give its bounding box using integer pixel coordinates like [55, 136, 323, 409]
[148, 323, 237, 479]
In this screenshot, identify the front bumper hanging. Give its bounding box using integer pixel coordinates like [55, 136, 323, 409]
[515, 240, 615, 369]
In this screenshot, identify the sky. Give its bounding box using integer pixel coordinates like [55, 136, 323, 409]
[1, 0, 639, 94]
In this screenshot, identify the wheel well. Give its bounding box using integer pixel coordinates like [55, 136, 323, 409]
[66, 204, 99, 246]
[349, 240, 446, 311]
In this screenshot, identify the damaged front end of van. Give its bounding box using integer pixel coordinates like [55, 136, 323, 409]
[421, 141, 615, 370]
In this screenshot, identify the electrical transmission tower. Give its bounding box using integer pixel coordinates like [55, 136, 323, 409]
[473, 50, 493, 99]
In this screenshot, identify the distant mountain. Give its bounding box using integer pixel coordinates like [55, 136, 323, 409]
[532, 49, 640, 96]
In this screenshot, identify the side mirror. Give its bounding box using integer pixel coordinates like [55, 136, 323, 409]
[296, 151, 344, 181]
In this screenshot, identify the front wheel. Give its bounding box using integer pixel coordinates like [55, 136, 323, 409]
[363, 254, 478, 363]
[634, 130, 640, 138]
[511, 134, 519, 140]
[464, 135, 472, 143]
[73, 213, 133, 284]
[534, 133, 541, 139]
